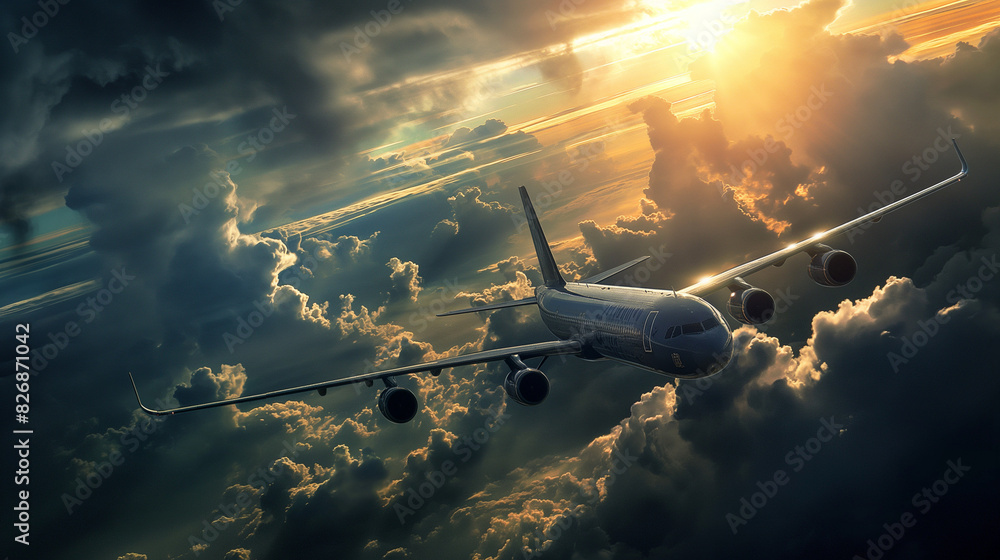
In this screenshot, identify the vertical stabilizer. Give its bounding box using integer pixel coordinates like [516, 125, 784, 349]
[519, 186, 566, 287]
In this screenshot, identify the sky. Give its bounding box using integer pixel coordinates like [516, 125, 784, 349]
[2, 0, 999, 558]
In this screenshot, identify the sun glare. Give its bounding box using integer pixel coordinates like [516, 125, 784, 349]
[637, 0, 749, 58]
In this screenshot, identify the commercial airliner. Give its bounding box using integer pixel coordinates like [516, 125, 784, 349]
[130, 140, 968, 422]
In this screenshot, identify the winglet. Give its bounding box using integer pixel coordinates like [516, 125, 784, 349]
[128, 372, 171, 416]
[953, 138, 968, 175]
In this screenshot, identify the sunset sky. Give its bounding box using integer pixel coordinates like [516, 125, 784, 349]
[2, 1, 1000, 559]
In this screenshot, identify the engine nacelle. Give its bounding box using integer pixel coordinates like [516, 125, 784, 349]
[808, 249, 857, 287]
[727, 287, 776, 324]
[504, 368, 549, 406]
[377, 386, 418, 423]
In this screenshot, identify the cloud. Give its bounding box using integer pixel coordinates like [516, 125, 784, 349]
[386, 257, 422, 302]
[6, 2, 1000, 560]
[443, 118, 508, 148]
[428, 186, 519, 266]
[172, 364, 248, 408]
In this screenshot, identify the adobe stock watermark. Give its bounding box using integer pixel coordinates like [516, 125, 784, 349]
[179, 106, 296, 223]
[393, 407, 511, 524]
[222, 298, 277, 353]
[512, 179, 565, 233]
[7, 0, 71, 54]
[223, 232, 364, 353]
[545, 0, 589, 30]
[725, 84, 832, 192]
[726, 416, 844, 534]
[775, 83, 834, 141]
[847, 127, 958, 244]
[512, 119, 619, 231]
[212, 0, 247, 21]
[340, 0, 412, 62]
[408, 277, 463, 333]
[556, 301, 638, 359]
[462, 72, 507, 111]
[851, 458, 970, 560]
[188, 440, 300, 555]
[677, 287, 796, 405]
[753, 287, 798, 332]
[551, 293, 658, 367]
[522, 443, 637, 559]
[609, 245, 674, 288]
[52, 63, 171, 183]
[886, 253, 998, 372]
[28, 267, 136, 374]
[671, 9, 744, 70]
[61, 409, 170, 515]
[674, 350, 735, 405]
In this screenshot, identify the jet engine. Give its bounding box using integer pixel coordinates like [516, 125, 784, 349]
[727, 287, 776, 324]
[504, 367, 550, 406]
[807, 246, 857, 287]
[377, 386, 418, 423]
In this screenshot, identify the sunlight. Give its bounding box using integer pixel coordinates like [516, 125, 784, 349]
[632, 0, 749, 58]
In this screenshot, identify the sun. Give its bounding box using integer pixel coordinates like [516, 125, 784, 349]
[673, 0, 749, 55]
[625, 0, 748, 61]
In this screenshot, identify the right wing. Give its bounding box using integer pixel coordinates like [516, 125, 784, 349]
[129, 339, 582, 415]
[680, 139, 968, 297]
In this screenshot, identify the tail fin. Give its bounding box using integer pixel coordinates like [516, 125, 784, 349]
[519, 186, 565, 287]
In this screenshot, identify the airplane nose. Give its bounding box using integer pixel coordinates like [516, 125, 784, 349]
[692, 324, 733, 376]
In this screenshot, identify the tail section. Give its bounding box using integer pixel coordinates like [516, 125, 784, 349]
[519, 186, 565, 288]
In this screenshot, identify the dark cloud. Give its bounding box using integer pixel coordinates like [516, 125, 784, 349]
[427, 186, 520, 269]
[3, 1, 1000, 559]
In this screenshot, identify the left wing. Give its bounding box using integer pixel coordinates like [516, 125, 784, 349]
[129, 339, 581, 415]
[681, 139, 968, 297]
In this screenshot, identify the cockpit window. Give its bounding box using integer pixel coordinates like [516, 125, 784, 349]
[682, 322, 704, 335]
[666, 316, 721, 338]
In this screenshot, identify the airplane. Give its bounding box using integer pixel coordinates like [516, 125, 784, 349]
[129, 139, 968, 422]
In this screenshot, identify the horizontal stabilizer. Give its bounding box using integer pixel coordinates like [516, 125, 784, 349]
[579, 255, 652, 285]
[437, 296, 538, 317]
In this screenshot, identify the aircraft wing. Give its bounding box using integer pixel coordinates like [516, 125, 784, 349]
[680, 139, 968, 298]
[129, 339, 582, 415]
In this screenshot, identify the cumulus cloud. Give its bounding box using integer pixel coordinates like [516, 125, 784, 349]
[428, 186, 519, 266]
[386, 257, 422, 302]
[6, 1, 1000, 560]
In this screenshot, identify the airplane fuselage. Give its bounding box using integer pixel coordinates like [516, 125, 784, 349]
[535, 283, 733, 378]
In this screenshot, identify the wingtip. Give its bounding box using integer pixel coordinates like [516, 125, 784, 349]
[951, 138, 969, 175]
[127, 372, 167, 416]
